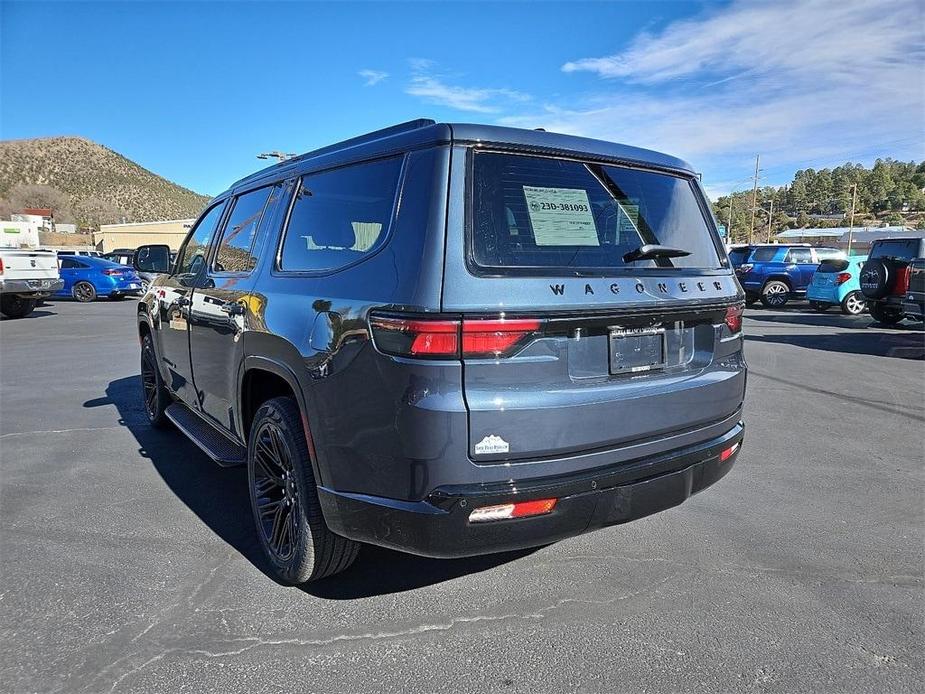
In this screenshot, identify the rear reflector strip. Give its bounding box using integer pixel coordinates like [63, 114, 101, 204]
[468, 498, 558, 523]
[719, 442, 740, 462]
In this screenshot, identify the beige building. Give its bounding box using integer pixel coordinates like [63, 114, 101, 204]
[94, 219, 194, 253]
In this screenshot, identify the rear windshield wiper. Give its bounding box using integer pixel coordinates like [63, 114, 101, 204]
[623, 244, 692, 263]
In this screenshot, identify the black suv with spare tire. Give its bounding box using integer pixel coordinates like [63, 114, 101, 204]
[860, 237, 925, 325]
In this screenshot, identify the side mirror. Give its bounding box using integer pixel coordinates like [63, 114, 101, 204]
[134, 244, 171, 274]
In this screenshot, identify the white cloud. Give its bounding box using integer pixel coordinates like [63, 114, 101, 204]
[358, 69, 389, 87]
[507, 0, 924, 190]
[405, 60, 530, 114]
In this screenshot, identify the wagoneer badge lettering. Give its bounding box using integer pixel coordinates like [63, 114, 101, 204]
[549, 279, 725, 296]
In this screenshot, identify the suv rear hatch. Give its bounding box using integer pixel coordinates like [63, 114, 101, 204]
[443, 150, 745, 462]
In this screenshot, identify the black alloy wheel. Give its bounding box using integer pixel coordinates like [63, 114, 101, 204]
[73, 281, 96, 303]
[252, 420, 301, 563]
[140, 334, 169, 427]
[247, 397, 359, 584]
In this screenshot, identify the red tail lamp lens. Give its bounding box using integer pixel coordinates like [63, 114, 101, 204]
[371, 315, 543, 359]
[462, 319, 542, 357]
[724, 305, 743, 334]
[893, 267, 911, 296]
[468, 498, 558, 523]
[835, 272, 852, 286]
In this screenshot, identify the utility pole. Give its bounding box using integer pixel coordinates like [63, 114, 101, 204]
[766, 198, 774, 242]
[748, 154, 760, 244]
[728, 197, 735, 242]
[846, 183, 858, 255]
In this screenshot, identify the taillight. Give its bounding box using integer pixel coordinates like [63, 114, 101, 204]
[369, 316, 459, 357]
[893, 266, 911, 296]
[462, 318, 542, 357]
[468, 498, 557, 523]
[719, 442, 740, 462]
[0, 257, 4, 274]
[102, 269, 123, 276]
[835, 272, 852, 286]
[370, 314, 544, 359]
[724, 304, 744, 334]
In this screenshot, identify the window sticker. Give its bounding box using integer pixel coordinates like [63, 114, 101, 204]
[616, 203, 640, 241]
[522, 186, 599, 246]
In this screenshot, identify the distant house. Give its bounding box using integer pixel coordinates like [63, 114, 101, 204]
[774, 226, 917, 254]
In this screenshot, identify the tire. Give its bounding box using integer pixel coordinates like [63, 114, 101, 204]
[0, 295, 37, 319]
[140, 333, 170, 428]
[860, 260, 891, 299]
[869, 301, 903, 325]
[810, 301, 830, 313]
[248, 397, 359, 584]
[840, 291, 866, 316]
[73, 281, 97, 303]
[760, 280, 790, 308]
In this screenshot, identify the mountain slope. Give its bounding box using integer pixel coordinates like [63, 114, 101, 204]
[0, 136, 210, 222]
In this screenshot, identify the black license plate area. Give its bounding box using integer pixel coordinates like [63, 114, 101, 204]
[609, 328, 666, 374]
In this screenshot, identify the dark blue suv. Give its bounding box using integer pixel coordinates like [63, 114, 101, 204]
[732, 244, 846, 307]
[132, 120, 747, 584]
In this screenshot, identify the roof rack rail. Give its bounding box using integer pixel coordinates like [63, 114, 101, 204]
[230, 119, 436, 190]
[290, 118, 436, 163]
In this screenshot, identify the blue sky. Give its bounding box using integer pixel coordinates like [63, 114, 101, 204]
[2, 0, 922, 199]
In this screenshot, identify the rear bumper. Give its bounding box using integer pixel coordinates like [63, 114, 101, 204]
[319, 421, 744, 558]
[0, 278, 64, 296]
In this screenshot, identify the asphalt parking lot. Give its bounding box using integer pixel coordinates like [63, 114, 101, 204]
[1, 299, 922, 693]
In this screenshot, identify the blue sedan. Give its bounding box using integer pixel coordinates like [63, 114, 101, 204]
[55, 255, 144, 302]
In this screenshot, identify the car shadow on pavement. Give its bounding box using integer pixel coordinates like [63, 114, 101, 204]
[0, 308, 56, 320]
[746, 308, 924, 332]
[94, 375, 535, 598]
[747, 330, 925, 359]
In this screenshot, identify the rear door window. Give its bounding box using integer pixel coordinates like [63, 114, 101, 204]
[749, 247, 779, 262]
[470, 152, 721, 274]
[278, 157, 403, 272]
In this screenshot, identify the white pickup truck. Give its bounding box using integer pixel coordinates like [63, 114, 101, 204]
[0, 249, 64, 318]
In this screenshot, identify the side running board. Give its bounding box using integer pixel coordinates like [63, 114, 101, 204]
[165, 402, 246, 467]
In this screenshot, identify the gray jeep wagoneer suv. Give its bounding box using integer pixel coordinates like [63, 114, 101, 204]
[134, 120, 747, 584]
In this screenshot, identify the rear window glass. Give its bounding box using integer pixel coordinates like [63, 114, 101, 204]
[870, 239, 920, 261]
[727, 248, 752, 265]
[279, 157, 403, 272]
[471, 153, 721, 274]
[817, 259, 850, 273]
[749, 247, 779, 262]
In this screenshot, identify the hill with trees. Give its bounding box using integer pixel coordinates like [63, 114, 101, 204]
[0, 137, 210, 229]
[713, 159, 925, 243]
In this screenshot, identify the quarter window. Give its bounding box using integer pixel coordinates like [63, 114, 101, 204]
[177, 201, 227, 278]
[213, 186, 274, 273]
[278, 157, 403, 272]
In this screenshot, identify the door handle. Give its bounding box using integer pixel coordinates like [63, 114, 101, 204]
[219, 301, 245, 316]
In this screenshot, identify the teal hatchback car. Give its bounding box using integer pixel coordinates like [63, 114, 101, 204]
[807, 256, 868, 315]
